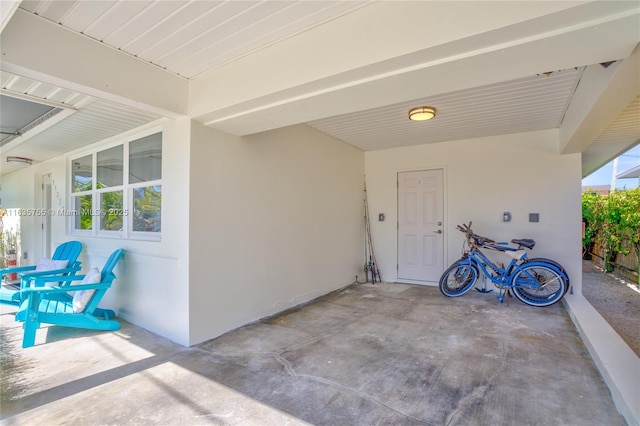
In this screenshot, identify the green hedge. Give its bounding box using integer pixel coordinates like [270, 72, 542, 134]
[582, 187, 640, 272]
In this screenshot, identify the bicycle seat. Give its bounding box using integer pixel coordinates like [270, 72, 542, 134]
[511, 238, 535, 249]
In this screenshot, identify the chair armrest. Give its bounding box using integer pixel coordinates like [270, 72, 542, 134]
[28, 274, 87, 288]
[1, 265, 37, 276]
[20, 281, 109, 295]
[20, 267, 84, 290]
[20, 267, 82, 280]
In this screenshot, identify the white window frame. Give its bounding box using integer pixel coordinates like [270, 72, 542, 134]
[128, 182, 162, 240]
[96, 143, 125, 238]
[68, 129, 162, 241]
[69, 153, 95, 236]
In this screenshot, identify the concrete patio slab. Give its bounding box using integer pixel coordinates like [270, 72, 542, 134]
[0, 304, 305, 425]
[1, 283, 627, 425]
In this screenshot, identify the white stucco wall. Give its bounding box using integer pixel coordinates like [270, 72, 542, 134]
[2, 121, 582, 347]
[1, 118, 192, 346]
[188, 122, 364, 345]
[365, 129, 583, 294]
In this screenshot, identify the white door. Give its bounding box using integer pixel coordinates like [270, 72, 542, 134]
[397, 169, 444, 282]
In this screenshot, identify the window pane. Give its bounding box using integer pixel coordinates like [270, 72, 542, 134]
[74, 195, 92, 230]
[133, 186, 161, 232]
[100, 191, 123, 231]
[72, 155, 92, 192]
[130, 133, 162, 183]
[97, 145, 123, 188]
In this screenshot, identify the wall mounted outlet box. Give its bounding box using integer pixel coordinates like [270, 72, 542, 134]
[529, 213, 540, 222]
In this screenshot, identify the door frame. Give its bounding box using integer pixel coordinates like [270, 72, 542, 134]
[35, 172, 53, 261]
[395, 167, 447, 285]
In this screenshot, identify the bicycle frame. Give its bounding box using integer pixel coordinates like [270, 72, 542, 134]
[461, 246, 523, 288]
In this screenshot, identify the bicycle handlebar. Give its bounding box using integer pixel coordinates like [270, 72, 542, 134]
[456, 222, 536, 253]
[456, 222, 495, 247]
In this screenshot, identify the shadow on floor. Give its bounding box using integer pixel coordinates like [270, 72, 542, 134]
[2, 282, 627, 425]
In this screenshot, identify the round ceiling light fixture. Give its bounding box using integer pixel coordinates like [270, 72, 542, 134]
[408, 106, 436, 121]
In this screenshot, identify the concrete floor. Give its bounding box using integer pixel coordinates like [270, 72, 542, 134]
[1, 283, 627, 425]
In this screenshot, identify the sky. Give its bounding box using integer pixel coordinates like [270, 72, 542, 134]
[582, 144, 640, 190]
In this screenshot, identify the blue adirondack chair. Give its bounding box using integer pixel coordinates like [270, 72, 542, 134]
[0, 241, 83, 306]
[15, 248, 125, 348]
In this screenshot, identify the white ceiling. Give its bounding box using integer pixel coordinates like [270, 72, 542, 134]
[1, 0, 639, 177]
[309, 68, 583, 151]
[0, 70, 161, 173]
[17, 0, 369, 79]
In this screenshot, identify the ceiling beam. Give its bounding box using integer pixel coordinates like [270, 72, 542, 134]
[560, 43, 640, 156]
[0, 0, 20, 33]
[1, 9, 188, 119]
[190, 1, 640, 136]
[190, 1, 583, 118]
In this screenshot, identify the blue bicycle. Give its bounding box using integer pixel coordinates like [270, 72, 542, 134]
[439, 223, 568, 307]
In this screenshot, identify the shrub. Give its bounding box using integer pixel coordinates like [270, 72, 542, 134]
[582, 188, 640, 272]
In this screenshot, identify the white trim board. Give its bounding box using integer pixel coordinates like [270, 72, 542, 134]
[563, 294, 640, 426]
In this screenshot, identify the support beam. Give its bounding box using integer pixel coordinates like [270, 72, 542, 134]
[190, 1, 639, 136]
[0, 0, 20, 33]
[560, 44, 640, 155]
[1, 9, 188, 119]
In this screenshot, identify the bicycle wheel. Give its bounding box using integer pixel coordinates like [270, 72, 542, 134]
[527, 257, 570, 294]
[511, 263, 566, 307]
[439, 260, 479, 297]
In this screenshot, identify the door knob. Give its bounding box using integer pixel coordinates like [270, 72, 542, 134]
[434, 230, 442, 234]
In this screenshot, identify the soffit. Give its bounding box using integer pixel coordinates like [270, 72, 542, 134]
[18, 0, 369, 80]
[0, 95, 55, 144]
[308, 68, 582, 151]
[0, 71, 161, 175]
[582, 96, 640, 176]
